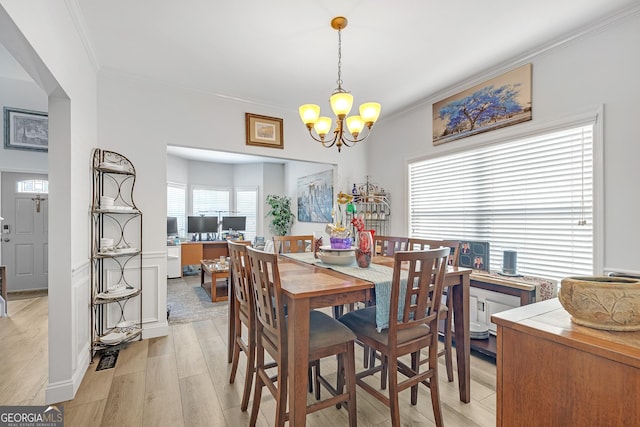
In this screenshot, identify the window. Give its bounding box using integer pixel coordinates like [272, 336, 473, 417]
[192, 186, 230, 217]
[235, 187, 258, 242]
[167, 183, 186, 237]
[408, 124, 594, 280]
[16, 179, 48, 193]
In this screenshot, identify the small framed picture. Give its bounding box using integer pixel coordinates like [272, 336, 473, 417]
[458, 240, 490, 272]
[245, 113, 284, 149]
[3, 107, 48, 152]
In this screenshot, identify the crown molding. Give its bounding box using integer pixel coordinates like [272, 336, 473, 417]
[64, 0, 100, 72]
[389, 3, 640, 120]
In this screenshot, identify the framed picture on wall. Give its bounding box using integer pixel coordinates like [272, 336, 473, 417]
[3, 107, 48, 152]
[245, 113, 284, 149]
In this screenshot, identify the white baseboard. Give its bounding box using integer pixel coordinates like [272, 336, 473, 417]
[45, 346, 90, 404]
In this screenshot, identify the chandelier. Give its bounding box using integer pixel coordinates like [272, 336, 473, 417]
[299, 17, 381, 152]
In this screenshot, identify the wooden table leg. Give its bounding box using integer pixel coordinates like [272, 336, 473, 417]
[210, 271, 217, 302]
[452, 272, 471, 403]
[287, 297, 310, 427]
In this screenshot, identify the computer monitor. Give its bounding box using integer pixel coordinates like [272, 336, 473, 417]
[221, 216, 246, 232]
[167, 217, 178, 235]
[187, 216, 219, 240]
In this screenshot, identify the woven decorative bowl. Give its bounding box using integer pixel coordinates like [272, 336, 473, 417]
[559, 276, 640, 331]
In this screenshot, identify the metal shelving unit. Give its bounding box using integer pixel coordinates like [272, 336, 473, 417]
[347, 176, 391, 236]
[90, 148, 143, 358]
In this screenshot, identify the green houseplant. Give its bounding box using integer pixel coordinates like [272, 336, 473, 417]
[266, 194, 295, 236]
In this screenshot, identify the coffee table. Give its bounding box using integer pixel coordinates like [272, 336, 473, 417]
[200, 259, 229, 302]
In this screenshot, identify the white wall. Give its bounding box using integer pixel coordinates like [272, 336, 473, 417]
[0, 76, 48, 172]
[0, 75, 48, 262]
[98, 71, 367, 338]
[1, 1, 98, 403]
[368, 9, 640, 275]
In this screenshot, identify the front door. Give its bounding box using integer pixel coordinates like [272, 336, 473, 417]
[0, 172, 48, 291]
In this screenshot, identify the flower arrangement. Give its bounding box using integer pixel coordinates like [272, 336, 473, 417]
[326, 191, 354, 249]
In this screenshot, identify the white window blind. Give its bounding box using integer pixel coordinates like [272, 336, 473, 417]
[235, 187, 258, 242]
[167, 183, 186, 237]
[192, 187, 229, 217]
[408, 124, 594, 281]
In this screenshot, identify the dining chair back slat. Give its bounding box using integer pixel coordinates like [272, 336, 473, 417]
[407, 237, 461, 382]
[374, 235, 409, 256]
[273, 235, 314, 254]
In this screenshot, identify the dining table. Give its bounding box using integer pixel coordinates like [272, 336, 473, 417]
[227, 252, 472, 427]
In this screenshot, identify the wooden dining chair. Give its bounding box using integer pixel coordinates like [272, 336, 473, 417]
[272, 234, 314, 254]
[246, 246, 358, 427]
[373, 235, 409, 256]
[227, 240, 255, 411]
[338, 247, 450, 427]
[408, 238, 460, 382]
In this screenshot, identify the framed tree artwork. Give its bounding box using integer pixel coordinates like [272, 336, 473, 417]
[432, 64, 532, 145]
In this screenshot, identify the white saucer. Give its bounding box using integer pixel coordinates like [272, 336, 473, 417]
[100, 332, 125, 344]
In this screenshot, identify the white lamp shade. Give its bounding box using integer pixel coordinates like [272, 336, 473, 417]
[299, 104, 320, 125]
[346, 115, 364, 136]
[314, 117, 333, 137]
[330, 92, 353, 117]
[359, 102, 381, 124]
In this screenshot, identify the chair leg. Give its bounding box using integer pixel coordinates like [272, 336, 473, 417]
[249, 366, 264, 427]
[344, 343, 357, 427]
[314, 360, 321, 400]
[429, 344, 444, 427]
[240, 336, 255, 412]
[381, 354, 388, 390]
[387, 356, 401, 427]
[410, 352, 419, 405]
[229, 336, 241, 384]
[336, 351, 344, 409]
[444, 296, 454, 382]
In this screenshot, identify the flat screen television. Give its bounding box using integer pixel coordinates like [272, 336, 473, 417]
[167, 217, 178, 235]
[187, 215, 219, 234]
[221, 216, 246, 231]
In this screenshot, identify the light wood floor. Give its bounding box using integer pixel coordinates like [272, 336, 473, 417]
[1, 296, 497, 426]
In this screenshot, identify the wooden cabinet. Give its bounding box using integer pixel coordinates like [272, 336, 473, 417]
[180, 241, 229, 268]
[493, 299, 640, 426]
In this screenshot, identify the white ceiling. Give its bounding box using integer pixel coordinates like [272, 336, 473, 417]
[73, 0, 638, 115]
[2, 0, 638, 163]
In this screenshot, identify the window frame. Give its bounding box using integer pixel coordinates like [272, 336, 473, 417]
[404, 108, 604, 279]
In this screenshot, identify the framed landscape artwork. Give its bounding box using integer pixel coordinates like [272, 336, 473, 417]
[297, 169, 333, 223]
[432, 63, 532, 145]
[245, 113, 284, 149]
[3, 107, 48, 152]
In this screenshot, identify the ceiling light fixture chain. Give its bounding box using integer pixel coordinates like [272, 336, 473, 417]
[335, 24, 344, 92]
[299, 16, 381, 153]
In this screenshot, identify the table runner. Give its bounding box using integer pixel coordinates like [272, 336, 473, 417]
[282, 252, 408, 331]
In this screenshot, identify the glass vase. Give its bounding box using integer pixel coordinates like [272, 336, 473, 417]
[356, 230, 373, 268]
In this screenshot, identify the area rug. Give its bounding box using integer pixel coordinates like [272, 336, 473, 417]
[167, 275, 228, 324]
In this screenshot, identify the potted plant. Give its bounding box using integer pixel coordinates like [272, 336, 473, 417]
[266, 194, 295, 236]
